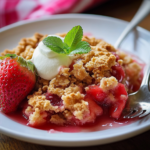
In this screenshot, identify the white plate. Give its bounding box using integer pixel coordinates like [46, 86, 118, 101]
[0, 14, 150, 147]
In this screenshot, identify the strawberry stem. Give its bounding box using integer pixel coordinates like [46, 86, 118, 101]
[27, 60, 35, 73]
[17, 56, 35, 73]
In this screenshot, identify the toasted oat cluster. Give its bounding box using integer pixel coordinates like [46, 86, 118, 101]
[2, 33, 142, 126]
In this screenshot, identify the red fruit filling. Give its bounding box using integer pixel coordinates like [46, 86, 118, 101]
[85, 85, 107, 103]
[69, 60, 75, 71]
[111, 63, 125, 82]
[111, 52, 120, 62]
[66, 96, 103, 126]
[109, 83, 128, 119]
[84, 96, 103, 122]
[45, 93, 63, 107]
[110, 52, 125, 83]
[86, 83, 128, 119]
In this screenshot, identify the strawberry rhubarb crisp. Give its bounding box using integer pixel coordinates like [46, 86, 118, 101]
[0, 26, 143, 127]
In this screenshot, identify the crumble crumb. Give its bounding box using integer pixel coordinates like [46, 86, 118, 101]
[29, 108, 47, 125]
[98, 40, 116, 52]
[85, 52, 116, 72]
[72, 61, 89, 80]
[50, 114, 66, 125]
[117, 51, 133, 65]
[62, 92, 89, 120]
[48, 78, 65, 97]
[100, 77, 118, 92]
[118, 59, 123, 65]
[64, 84, 81, 95]
[28, 95, 64, 112]
[125, 62, 141, 79]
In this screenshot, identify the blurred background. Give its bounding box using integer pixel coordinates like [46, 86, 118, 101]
[0, 0, 150, 30]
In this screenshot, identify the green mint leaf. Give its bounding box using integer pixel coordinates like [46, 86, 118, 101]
[63, 43, 70, 54]
[69, 41, 91, 55]
[43, 36, 65, 54]
[42, 25, 91, 55]
[64, 25, 83, 52]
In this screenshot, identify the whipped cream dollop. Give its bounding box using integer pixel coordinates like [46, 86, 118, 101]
[31, 35, 74, 80]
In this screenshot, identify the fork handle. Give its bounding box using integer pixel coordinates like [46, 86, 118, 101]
[114, 0, 150, 49]
[141, 61, 150, 89]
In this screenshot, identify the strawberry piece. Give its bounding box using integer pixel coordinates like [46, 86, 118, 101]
[0, 54, 36, 113]
[45, 93, 63, 106]
[86, 85, 107, 103]
[111, 63, 125, 82]
[86, 83, 128, 119]
[84, 96, 103, 123]
[110, 83, 128, 119]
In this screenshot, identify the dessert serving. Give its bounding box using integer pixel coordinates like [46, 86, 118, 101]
[0, 25, 144, 131]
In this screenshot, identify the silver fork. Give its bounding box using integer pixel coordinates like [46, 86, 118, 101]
[114, 0, 150, 118]
[123, 62, 150, 118]
[115, 0, 150, 49]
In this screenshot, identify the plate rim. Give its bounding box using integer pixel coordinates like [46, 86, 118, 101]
[0, 14, 150, 35]
[0, 14, 150, 147]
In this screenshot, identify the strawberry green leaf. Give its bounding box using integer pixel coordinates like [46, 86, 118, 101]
[18, 56, 27, 67]
[0, 56, 7, 60]
[43, 36, 65, 54]
[27, 61, 35, 73]
[64, 25, 83, 52]
[69, 41, 91, 55]
[17, 56, 35, 73]
[5, 54, 17, 58]
[0, 54, 17, 60]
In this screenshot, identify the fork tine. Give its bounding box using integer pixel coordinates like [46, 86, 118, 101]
[139, 110, 150, 118]
[123, 109, 134, 118]
[129, 107, 143, 118]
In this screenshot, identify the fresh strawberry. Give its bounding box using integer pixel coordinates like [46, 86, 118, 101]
[0, 54, 36, 113]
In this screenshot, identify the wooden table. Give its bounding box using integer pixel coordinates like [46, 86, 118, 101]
[0, 0, 150, 149]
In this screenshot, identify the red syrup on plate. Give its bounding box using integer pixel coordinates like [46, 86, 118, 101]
[5, 108, 138, 133]
[4, 51, 145, 133]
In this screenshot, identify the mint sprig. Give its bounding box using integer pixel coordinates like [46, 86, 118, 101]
[42, 36, 65, 54]
[43, 25, 91, 55]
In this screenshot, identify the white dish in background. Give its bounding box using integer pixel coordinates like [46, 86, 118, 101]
[0, 14, 150, 147]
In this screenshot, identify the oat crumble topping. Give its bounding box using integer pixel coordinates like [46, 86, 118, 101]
[2, 33, 142, 126]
